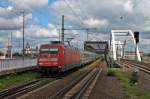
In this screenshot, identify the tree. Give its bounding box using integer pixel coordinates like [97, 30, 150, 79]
[0, 51, 4, 56]
[13, 52, 21, 57]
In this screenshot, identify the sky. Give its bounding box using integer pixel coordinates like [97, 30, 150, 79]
[0, 0, 150, 53]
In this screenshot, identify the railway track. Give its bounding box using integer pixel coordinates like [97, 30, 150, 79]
[0, 79, 51, 99]
[50, 60, 102, 99]
[0, 59, 101, 99]
[120, 59, 150, 74]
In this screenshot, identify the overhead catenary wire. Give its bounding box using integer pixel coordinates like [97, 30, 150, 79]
[63, 0, 86, 26]
[76, 0, 89, 20]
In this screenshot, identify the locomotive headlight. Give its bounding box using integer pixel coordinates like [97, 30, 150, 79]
[58, 66, 62, 68]
[53, 62, 58, 65]
[39, 62, 43, 65]
[50, 58, 58, 61]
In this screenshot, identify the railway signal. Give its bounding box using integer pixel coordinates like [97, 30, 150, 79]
[134, 31, 139, 44]
[134, 31, 139, 61]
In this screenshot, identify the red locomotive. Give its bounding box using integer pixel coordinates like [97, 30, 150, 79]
[37, 42, 81, 75]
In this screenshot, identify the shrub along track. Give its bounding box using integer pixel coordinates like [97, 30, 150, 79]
[118, 59, 150, 95]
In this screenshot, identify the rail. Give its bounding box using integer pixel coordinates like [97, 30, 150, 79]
[120, 59, 150, 74]
[50, 59, 102, 99]
[0, 80, 50, 99]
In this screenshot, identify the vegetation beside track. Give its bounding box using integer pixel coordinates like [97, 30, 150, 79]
[107, 68, 150, 99]
[0, 71, 38, 91]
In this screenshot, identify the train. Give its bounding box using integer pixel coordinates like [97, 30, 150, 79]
[37, 42, 99, 75]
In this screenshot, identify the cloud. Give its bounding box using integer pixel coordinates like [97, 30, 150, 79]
[0, 0, 50, 51]
[51, 0, 150, 52]
[0, 7, 15, 18]
[0, 23, 59, 51]
[0, 0, 150, 52]
[9, 0, 48, 11]
[10, 23, 59, 40]
[84, 18, 108, 27]
[0, 38, 5, 43]
[25, 23, 59, 37]
[0, 17, 21, 30]
[0, 11, 32, 30]
[51, 0, 150, 32]
[0, 0, 48, 30]
[123, 1, 133, 13]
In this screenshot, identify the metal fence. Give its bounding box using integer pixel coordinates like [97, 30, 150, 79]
[0, 58, 37, 72]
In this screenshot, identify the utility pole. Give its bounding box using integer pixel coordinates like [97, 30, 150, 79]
[86, 29, 89, 41]
[60, 15, 96, 43]
[7, 33, 12, 59]
[7, 36, 10, 58]
[10, 32, 12, 59]
[59, 28, 61, 42]
[22, 11, 25, 59]
[61, 15, 65, 43]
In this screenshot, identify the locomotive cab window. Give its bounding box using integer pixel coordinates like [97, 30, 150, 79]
[40, 48, 58, 54]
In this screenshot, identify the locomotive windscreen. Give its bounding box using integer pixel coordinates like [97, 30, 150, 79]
[40, 48, 58, 54]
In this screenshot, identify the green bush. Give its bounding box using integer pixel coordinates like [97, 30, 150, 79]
[129, 71, 138, 85]
[107, 68, 115, 76]
[115, 70, 150, 98]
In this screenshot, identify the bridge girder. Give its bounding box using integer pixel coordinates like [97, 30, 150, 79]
[110, 30, 141, 61]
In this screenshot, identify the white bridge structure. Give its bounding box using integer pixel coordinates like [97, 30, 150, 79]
[110, 30, 141, 61]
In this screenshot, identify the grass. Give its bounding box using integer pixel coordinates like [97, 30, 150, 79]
[0, 71, 38, 91]
[107, 68, 115, 76]
[108, 68, 150, 99]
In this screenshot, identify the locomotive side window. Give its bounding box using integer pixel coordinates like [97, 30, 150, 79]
[41, 48, 58, 54]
